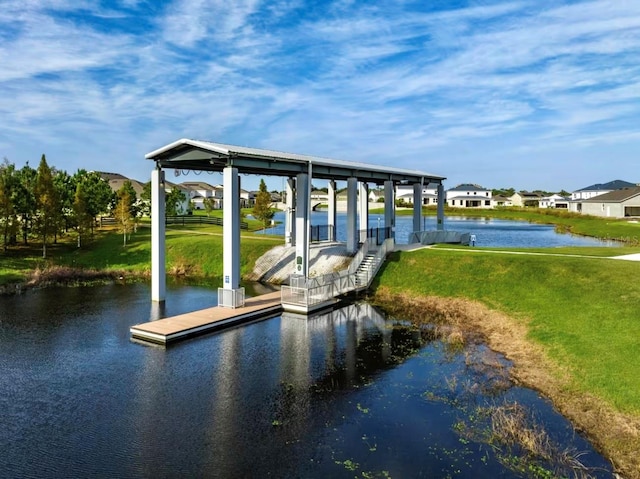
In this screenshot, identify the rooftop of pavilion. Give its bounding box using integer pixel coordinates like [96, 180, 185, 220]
[146, 138, 445, 186]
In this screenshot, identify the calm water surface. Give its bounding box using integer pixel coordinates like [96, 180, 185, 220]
[0, 283, 614, 478]
[262, 212, 615, 247]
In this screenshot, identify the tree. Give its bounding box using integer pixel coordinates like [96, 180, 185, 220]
[35, 154, 59, 258]
[252, 179, 275, 231]
[15, 163, 37, 245]
[74, 170, 114, 235]
[203, 197, 216, 216]
[113, 185, 134, 246]
[166, 187, 186, 216]
[73, 181, 93, 248]
[139, 181, 151, 217]
[53, 169, 77, 238]
[0, 158, 19, 251]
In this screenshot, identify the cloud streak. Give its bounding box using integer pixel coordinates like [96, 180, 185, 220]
[1, 0, 639, 190]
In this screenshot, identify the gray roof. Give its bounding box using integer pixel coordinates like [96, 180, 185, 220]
[575, 179, 636, 192]
[447, 183, 488, 192]
[146, 139, 445, 185]
[582, 186, 640, 203]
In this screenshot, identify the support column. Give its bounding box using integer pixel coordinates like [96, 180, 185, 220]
[151, 167, 166, 302]
[295, 173, 309, 277]
[285, 177, 295, 246]
[328, 180, 336, 242]
[346, 177, 358, 254]
[219, 166, 244, 308]
[413, 183, 422, 233]
[358, 182, 369, 242]
[384, 180, 395, 240]
[437, 183, 445, 231]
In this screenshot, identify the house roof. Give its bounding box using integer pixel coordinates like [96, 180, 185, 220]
[180, 181, 218, 190]
[108, 178, 145, 196]
[146, 138, 445, 185]
[517, 191, 544, 198]
[447, 183, 488, 192]
[96, 171, 128, 181]
[582, 186, 640, 203]
[575, 179, 636, 192]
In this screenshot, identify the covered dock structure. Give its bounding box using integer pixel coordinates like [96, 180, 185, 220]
[146, 139, 446, 307]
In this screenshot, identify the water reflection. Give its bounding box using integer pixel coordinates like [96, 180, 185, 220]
[0, 285, 614, 478]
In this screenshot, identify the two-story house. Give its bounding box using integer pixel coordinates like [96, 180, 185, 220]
[181, 181, 223, 210]
[569, 179, 636, 213]
[446, 184, 492, 208]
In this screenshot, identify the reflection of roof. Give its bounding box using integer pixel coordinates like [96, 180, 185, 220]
[576, 179, 635, 192]
[582, 186, 640, 203]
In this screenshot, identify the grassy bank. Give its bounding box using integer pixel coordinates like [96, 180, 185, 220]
[0, 224, 280, 287]
[372, 247, 640, 477]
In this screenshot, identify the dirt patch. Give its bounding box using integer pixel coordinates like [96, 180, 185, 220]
[371, 287, 640, 479]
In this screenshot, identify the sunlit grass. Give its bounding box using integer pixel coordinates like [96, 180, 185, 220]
[375, 248, 640, 414]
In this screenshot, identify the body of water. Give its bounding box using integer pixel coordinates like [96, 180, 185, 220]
[0, 283, 614, 477]
[261, 211, 615, 248]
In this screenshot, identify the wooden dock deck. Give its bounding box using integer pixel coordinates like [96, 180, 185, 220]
[130, 291, 282, 344]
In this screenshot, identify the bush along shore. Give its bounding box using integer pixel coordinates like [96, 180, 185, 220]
[371, 248, 640, 479]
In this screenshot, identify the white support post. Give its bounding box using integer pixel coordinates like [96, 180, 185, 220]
[413, 183, 422, 233]
[219, 166, 244, 308]
[384, 180, 395, 240]
[295, 173, 309, 277]
[328, 180, 336, 242]
[437, 183, 445, 231]
[346, 177, 358, 254]
[285, 177, 295, 246]
[358, 182, 369, 242]
[151, 167, 166, 303]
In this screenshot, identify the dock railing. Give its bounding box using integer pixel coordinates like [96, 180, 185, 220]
[281, 238, 393, 311]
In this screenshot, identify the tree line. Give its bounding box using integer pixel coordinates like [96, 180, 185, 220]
[0, 155, 185, 256]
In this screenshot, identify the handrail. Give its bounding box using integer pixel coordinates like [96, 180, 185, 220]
[281, 238, 394, 309]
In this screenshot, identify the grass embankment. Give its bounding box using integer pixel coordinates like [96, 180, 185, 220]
[0, 222, 280, 289]
[370, 206, 640, 245]
[372, 247, 640, 477]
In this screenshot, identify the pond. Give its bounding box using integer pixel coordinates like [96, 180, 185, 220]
[261, 212, 616, 248]
[0, 283, 614, 478]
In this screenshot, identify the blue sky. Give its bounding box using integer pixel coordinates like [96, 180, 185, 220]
[1, 0, 639, 192]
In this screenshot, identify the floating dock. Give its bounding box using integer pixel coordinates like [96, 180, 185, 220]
[130, 291, 282, 345]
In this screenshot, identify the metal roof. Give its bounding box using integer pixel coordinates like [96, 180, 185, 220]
[146, 138, 445, 185]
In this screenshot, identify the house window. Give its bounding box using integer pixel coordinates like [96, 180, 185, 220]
[473, 192, 477, 195]
[485, 200, 490, 206]
[486, 192, 489, 196]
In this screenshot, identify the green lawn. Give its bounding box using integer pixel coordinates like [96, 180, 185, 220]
[375, 247, 640, 414]
[0, 224, 280, 284]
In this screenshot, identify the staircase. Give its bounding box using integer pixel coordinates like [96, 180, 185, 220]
[354, 253, 377, 289]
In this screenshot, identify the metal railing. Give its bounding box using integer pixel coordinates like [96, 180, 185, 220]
[310, 224, 334, 243]
[281, 238, 393, 310]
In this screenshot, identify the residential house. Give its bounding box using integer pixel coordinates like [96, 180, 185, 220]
[580, 186, 640, 218]
[180, 181, 223, 210]
[446, 184, 492, 208]
[395, 183, 439, 206]
[539, 194, 569, 209]
[569, 179, 637, 213]
[509, 191, 544, 207]
[491, 195, 512, 208]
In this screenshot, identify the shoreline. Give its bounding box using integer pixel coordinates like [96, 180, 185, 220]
[371, 287, 639, 479]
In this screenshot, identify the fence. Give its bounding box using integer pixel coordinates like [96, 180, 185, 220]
[166, 215, 248, 230]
